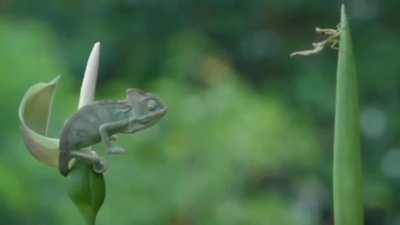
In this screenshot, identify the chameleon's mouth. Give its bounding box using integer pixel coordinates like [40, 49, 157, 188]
[126, 107, 167, 134]
[159, 107, 168, 117]
[139, 107, 167, 125]
[150, 107, 168, 123]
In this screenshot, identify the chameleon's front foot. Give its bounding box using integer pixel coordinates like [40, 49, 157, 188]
[108, 146, 126, 154]
[93, 158, 108, 174]
[71, 150, 108, 174]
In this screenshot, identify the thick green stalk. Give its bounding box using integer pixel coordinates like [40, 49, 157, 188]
[333, 5, 363, 225]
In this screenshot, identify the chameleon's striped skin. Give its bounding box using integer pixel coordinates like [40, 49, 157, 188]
[59, 90, 167, 176]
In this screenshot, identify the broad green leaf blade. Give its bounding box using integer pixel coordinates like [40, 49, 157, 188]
[333, 5, 363, 225]
[67, 161, 105, 225]
[19, 76, 60, 167]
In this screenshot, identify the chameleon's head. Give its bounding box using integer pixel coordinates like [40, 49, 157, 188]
[125, 88, 167, 132]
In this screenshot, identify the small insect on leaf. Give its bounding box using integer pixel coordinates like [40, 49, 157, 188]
[290, 26, 340, 57]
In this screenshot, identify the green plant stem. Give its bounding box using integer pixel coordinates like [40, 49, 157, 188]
[333, 4, 363, 225]
[67, 162, 105, 225]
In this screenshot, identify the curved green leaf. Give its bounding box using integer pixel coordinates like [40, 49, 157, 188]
[19, 45, 106, 225]
[19, 76, 60, 167]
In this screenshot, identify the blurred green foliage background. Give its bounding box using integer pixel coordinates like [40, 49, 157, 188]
[0, 1, 399, 225]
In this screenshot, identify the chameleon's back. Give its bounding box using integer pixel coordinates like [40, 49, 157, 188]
[59, 101, 131, 176]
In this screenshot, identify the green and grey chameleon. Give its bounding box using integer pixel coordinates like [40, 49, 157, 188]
[59, 88, 167, 176]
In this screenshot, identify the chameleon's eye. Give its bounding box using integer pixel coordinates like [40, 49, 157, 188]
[147, 99, 157, 111]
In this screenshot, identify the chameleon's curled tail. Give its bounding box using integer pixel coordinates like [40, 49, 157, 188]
[59, 150, 71, 177]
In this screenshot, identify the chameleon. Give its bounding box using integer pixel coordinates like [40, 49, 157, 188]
[58, 88, 167, 176]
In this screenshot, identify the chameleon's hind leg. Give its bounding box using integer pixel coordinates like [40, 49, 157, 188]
[70, 150, 108, 174]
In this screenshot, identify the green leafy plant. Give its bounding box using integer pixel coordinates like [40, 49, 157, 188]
[333, 5, 363, 225]
[19, 43, 105, 225]
[292, 4, 364, 225]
